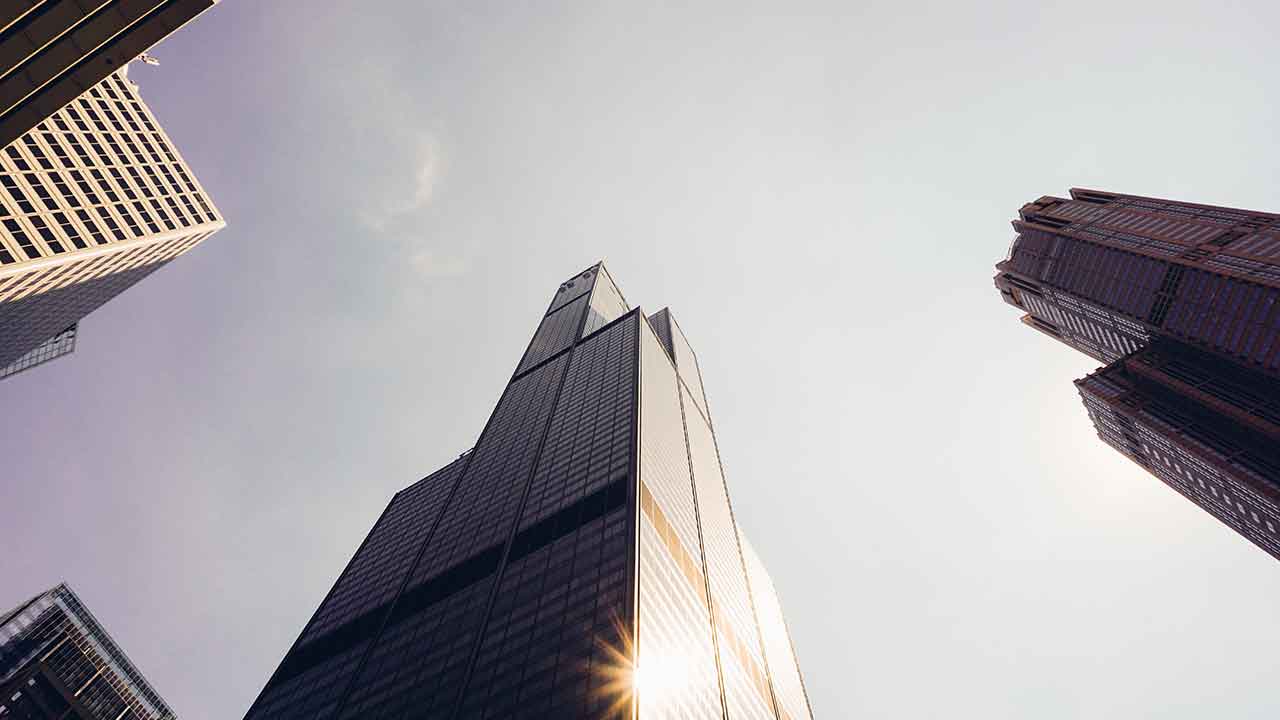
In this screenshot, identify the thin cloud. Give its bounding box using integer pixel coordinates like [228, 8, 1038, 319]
[409, 247, 468, 279]
[338, 58, 467, 280]
[359, 132, 440, 232]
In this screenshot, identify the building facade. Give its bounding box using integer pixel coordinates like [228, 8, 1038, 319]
[0, 0, 219, 149]
[0, 64, 224, 379]
[995, 189, 1280, 561]
[0, 583, 176, 719]
[245, 264, 814, 720]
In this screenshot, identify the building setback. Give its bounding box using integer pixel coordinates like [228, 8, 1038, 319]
[0, 1, 219, 149]
[0, 583, 177, 719]
[0, 65, 223, 380]
[995, 188, 1280, 561]
[244, 263, 814, 720]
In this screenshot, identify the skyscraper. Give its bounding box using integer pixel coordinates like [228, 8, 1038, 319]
[0, 65, 224, 380]
[0, 0, 219, 149]
[0, 583, 177, 719]
[244, 264, 814, 720]
[995, 188, 1280, 561]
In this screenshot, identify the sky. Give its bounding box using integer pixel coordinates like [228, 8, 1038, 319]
[3, 1, 1280, 718]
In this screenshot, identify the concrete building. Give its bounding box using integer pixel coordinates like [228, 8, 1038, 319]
[0, 66, 223, 380]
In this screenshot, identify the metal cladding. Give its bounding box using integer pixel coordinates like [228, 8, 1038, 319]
[244, 263, 814, 719]
[995, 189, 1280, 562]
[0, 1, 219, 149]
[0, 583, 177, 719]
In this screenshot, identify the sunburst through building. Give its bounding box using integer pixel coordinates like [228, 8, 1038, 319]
[244, 263, 814, 719]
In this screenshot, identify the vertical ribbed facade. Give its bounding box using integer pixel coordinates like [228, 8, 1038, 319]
[740, 538, 814, 720]
[0, 65, 224, 378]
[0, 583, 177, 719]
[994, 189, 1280, 562]
[245, 264, 814, 719]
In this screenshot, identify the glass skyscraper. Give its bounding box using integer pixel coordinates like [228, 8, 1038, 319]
[995, 188, 1280, 561]
[0, 583, 177, 719]
[245, 263, 814, 719]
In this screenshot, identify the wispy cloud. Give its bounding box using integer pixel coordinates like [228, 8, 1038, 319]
[409, 247, 468, 279]
[340, 59, 468, 279]
[359, 132, 440, 232]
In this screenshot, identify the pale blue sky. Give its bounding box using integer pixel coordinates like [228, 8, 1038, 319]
[3, 2, 1280, 718]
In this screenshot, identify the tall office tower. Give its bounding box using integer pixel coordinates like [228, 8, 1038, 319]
[994, 189, 1280, 561]
[0, 65, 223, 380]
[0, 583, 176, 719]
[0, 0, 219, 149]
[245, 264, 814, 720]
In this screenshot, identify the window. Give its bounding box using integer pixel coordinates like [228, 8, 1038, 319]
[29, 215, 57, 245]
[114, 204, 141, 234]
[194, 193, 216, 221]
[158, 164, 178, 189]
[126, 167, 153, 198]
[2, 176, 35, 213]
[65, 134, 91, 165]
[23, 137, 53, 170]
[90, 170, 119, 202]
[133, 202, 161, 233]
[69, 171, 101, 204]
[52, 212, 84, 249]
[95, 207, 126, 240]
[142, 165, 165, 195]
[150, 199, 176, 230]
[164, 196, 186, 226]
[3, 219, 39, 258]
[46, 172, 78, 206]
[75, 210, 106, 244]
[24, 174, 59, 210]
[5, 146, 30, 171]
[107, 168, 135, 200]
[85, 135, 107, 164]
[66, 107, 88, 132]
[179, 194, 199, 219]
[45, 135, 73, 168]
[105, 135, 126, 159]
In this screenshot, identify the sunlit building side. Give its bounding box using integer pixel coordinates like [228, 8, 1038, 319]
[0, 66, 224, 379]
[741, 537, 815, 720]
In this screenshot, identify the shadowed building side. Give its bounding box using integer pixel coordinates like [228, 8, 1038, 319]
[0, 1, 219, 149]
[0, 583, 177, 719]
[1077, 340, 1280, 560]
[995, 188, 1280, 374]
[995, 188, 1280, 563]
